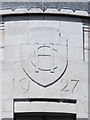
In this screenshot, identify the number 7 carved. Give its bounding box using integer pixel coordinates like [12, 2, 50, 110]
[71, 80, 79, 93]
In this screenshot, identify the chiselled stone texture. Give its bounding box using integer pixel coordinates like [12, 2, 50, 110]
[0, 2, 89, 13]
[88, 1, 90, 14]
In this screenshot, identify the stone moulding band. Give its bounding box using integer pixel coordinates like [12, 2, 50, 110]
[0, 2, 90, 17]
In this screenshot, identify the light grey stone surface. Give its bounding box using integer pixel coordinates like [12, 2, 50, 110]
[0, 1, 89, 119]
[1, 20, 88, 119]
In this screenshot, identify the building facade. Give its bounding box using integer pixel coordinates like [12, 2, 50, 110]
[0, 1, 90, 120]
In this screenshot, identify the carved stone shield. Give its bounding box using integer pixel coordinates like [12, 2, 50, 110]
[20, 27, 68, 87]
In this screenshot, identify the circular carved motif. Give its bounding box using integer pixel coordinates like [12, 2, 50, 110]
[31, 45, 57, 72]
[21, 42, 68, 88]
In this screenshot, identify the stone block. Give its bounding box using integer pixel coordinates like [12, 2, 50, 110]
[85, 50, 88, 62]
[5, 21, 28, 46]
[28, 20, 59, 29]
[29, 8, 43, 13]
[0, 49, 4, 61]
[2, 111, 13, 118]
[28, 27, 60, 44]
[60, 9, 73, 14]
[4, 99, 13, 112]
[2, 73, 13, 99]
[61, 21, 83, 35]
[45, 9, 59, 13]
[4, 46, 20, 62]
[0, 100, 2, 112]
[14, 8, 28, 14]
[1, 9, 13, 15]
[75, 10, 88, 16]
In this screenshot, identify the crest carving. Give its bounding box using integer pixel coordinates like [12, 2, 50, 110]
[20, 27, 68, 87]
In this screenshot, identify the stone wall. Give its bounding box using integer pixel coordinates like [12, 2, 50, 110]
[0, 19, 88, 119]
[0, 1, 90, 119]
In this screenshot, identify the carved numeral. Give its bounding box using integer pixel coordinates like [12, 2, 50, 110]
[71, 79, 79, 93]
[20, 78, 30, 93]
[61, 79, 69, 92]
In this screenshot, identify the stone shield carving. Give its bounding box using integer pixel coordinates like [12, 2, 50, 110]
[20, 27, 68, 87]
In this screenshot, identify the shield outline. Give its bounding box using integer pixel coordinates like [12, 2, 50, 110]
[20, 42, 68, 88]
